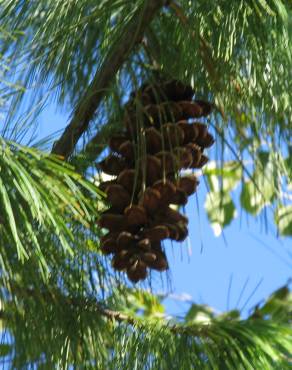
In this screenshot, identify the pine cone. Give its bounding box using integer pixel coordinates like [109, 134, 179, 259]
[97, 78, 214, 282]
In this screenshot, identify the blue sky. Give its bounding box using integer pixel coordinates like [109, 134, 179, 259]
[37, 103, 291, 318]
[165, 188, 291, 318]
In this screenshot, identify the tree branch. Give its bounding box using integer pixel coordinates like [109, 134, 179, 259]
[7, 284, 205, 337]
[52, 0, 167, 159]
[71, 121, 116, 171]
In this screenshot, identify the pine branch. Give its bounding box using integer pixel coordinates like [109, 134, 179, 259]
[71, 0, 224, 172]
[7, 283, 205, 336]
[52, 0, 167, 159]
[99, 306, 205, 336]
[169, 1, 223, 94]
[0, 139, 103, 279]
[71, 122, 116, 171]
[3, 283, 291, 368]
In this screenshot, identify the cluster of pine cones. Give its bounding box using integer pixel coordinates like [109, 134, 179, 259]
[98, 79, 214, 283]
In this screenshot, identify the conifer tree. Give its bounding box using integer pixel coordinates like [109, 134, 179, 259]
[0, 1, 291, 368]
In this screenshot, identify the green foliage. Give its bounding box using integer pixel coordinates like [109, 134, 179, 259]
[204, 151, 292, 236]
[0, 0, 291, 368]
[240, 151, 277, 215]
[204, 160, 247, 236]
[205, 191, 236, 235]
[0, 285, 291, 369]
[275, 205, 292, 236]
[0, 344, 12, 357]
[252, 284, 291, 321]
[148, 0, 292, 237]
[204, 161, 242, 192]
[0, 0, 145, 106]
[149, 0, 291, 129]
[0, 138, 104, 278]
[108, 288, 165, 318]
[185, 303, 215, 323]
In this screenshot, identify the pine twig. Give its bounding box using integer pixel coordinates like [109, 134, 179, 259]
[52, 0, 167, 159]
[71, 122, 116, 171]
[7, 284, 205, 337]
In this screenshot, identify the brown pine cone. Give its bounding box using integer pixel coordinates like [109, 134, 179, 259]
[145, 127, 163, 154]
[178, 176, 199, 196]
[127, 259, 147, 283]
[124, 205, 147, 227]
[109, 135, 128, 153]
[117, 169, 140, 194]
[105, 184, 131, 212]
[98, 213, 127, 232]
[98, 155, 127, 176]
[152, 179, 176, 205]
[139, 187, 161, 215]
[97, 79, 215, 282]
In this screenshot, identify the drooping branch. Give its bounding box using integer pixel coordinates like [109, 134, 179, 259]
[52, 0, 167, 159]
